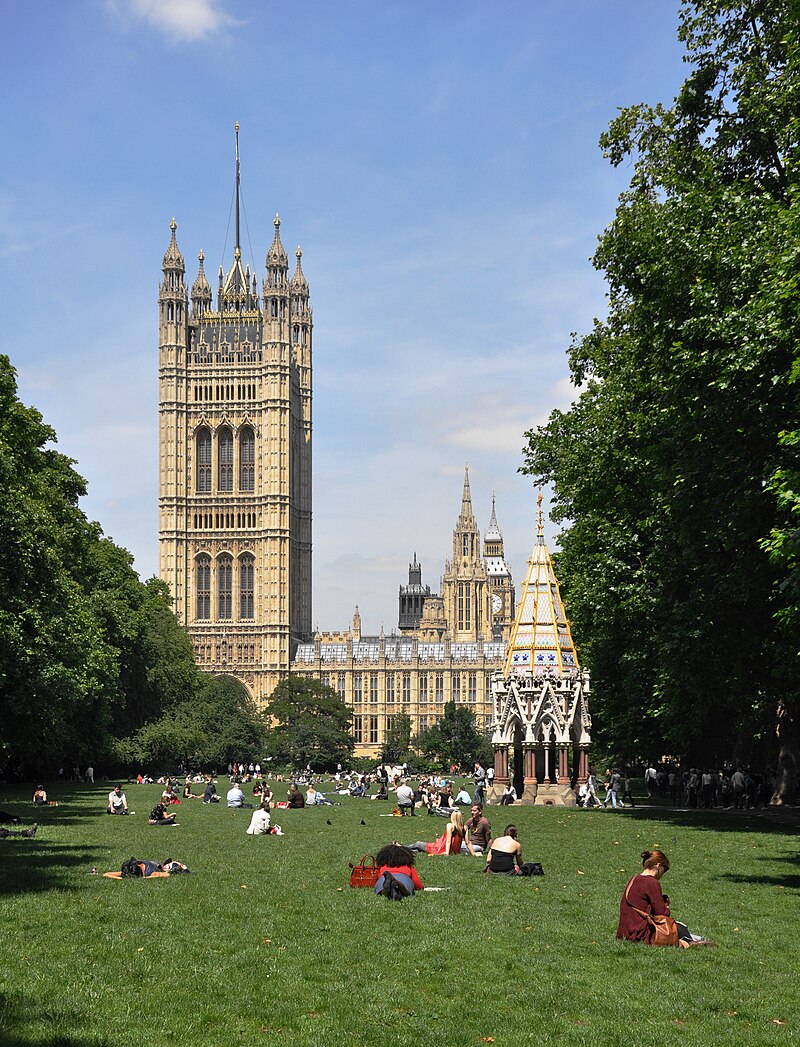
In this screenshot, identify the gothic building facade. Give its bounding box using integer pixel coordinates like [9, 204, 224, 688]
[159, 134, 577, 761]
[158, 130, 312, 700]
[291, 468, 516, 757]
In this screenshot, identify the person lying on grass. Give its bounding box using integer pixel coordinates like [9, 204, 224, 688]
[374, 843, 425, 899]
[0, 822, 38, 838]
[617, 849, 716, 948]
[485, 824, 523, 873]
[404, 810, 478, 855]
[148, 797, 178, 826]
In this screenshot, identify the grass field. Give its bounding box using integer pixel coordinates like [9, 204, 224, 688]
[0, 780, 797, 1047]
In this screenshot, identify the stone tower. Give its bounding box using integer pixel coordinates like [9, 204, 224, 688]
[441, 466, 493, 642]
[158, 126, 312, 702]
[483, 494, 515, 642]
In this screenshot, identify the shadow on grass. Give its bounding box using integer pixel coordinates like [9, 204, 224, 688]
[0, 991, 110, 1047]
[622, 806, 800, 836]
[720, 871, 800, 891]
[0, 842, 110, 896]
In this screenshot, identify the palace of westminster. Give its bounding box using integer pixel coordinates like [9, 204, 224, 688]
[159, 136, 591, 788]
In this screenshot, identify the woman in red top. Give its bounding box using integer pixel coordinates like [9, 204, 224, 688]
[405, 810, 476, 856]
[374, 843, 425, 898]
[617, 849, 715, 947]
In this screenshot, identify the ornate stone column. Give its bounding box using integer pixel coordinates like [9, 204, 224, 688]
[488, 745, 509, 805]
[577, 747, 589, 785]
[521, 744, 538, 805]
[557, 746, 570, 784]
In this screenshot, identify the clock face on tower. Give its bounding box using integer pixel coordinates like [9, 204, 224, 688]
[491, 594, 503, 614]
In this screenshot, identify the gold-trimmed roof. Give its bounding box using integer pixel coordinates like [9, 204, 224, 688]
[502, 491, 579, 676]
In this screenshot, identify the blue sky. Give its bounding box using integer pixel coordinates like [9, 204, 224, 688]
[2, 0, 686, 631]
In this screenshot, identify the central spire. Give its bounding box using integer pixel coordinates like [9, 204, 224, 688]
[234, 121, 241, 254]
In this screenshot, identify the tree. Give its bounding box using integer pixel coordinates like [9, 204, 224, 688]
[383, 713, 412, 762]
[415, 702, 491, 768]
[0, 353, 212, 777]
[264, 676, 354, 771]
[115, 675, 268, 771]
[522, 1, 800, 796]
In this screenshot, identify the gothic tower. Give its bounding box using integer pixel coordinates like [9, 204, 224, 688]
[158, 126, 312, 702]
[483, 494, 515, 642]
[441, 466, 493, 642]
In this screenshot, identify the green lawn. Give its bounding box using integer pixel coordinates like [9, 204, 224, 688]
[0, 781, 797, 1047]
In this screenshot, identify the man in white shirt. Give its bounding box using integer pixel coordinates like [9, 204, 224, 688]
[227, 784, 250, 808]
[106, 785, 128, 814]
[396, 780, 415, 816]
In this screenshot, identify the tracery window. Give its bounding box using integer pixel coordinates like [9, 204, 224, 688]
[239, 426, 255, 492]
[196, 556, 210, 620]
[196, 428, 211, 493]
[239, 554, 254, 619]
[218, 555, 232, 619]
[218, 427, 233, 492]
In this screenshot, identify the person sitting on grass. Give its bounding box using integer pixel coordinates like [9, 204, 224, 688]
[245, 800, 273, 835]
[227, 783, 253, 809]
[203, 777, 219, 804]
[287, 783, 305, 808]
[405, 810, 477, 856]
[485, 824, 523, 873]
[463, 804, 491, 855]
[617, 849, 716, 948]
[33, 785, 48, 806]
[371, 781, 389, 801]
[499, 783, 517, 806]
[148, 797, 178, 826]
[374, 843, 424, 900]
[107, 785, 129, 815]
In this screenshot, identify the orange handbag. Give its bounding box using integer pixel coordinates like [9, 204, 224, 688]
[624, 879, 679, 946]
[348, 855, 379, 888]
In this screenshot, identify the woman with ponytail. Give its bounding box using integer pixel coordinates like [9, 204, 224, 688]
[617, 850, 715, 947]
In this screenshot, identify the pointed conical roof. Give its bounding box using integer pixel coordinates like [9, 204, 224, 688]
[290, 246, 308, 290]
[503, 491, 579, 676]
[485, 493, 502, 540]
[267, 214, 287, 266]
[222, 245, 248, 298]
[191, 249, 212, 301]
[162, 218, 184, 271]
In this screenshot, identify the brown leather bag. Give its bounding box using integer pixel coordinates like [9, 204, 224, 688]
[624, 878, 680, 946]
[348, 855, 379, 888]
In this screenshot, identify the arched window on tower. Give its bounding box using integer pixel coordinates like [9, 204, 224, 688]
[196, 556, 211, 620]
[218, 555, 232, 619]
[196, 428, 211, 493]
[218, 427, 233, 492]
[239, 426, 254, 492]
[240, 554, 254, 619]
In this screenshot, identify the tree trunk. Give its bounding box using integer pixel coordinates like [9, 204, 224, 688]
[770, 698, 798, 805]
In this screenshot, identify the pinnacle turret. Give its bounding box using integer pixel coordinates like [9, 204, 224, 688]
[162, 218, 185, 273]
[267, 214, 288, 267]
[291, 246, 308, 291]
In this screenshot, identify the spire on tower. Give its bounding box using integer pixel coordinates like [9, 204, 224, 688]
[267, 213, 288, 267]
[234, 121, 241, 253]
[503, 490, 579, 677]
[485, 491, 502, 540]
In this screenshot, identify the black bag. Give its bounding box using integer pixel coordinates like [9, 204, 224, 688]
[120, 857, 141, 878]
[520, 862, 545, 877]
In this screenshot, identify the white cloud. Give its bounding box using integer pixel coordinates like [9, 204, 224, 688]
[116, 0, 235, 42]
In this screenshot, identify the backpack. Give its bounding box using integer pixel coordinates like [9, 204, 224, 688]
[519, 862, 545, 877]
[120, 857, 164, 877]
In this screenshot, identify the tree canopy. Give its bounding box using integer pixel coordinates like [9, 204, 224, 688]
[415, 702, 491, 769]
[0, 354, 223, 777]
[523, 1, 800, 800]
[264, 676, 354, 771]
